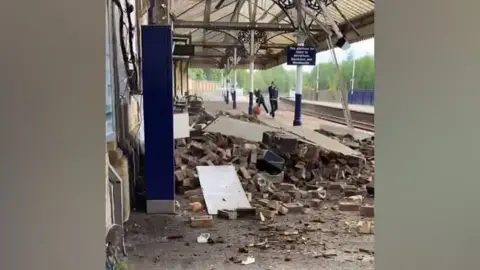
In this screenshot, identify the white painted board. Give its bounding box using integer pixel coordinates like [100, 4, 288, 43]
[196, 165, 252, 215]
[174, 112, 190, 139]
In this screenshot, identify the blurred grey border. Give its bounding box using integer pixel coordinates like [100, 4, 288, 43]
[0, 0, 104, 270]
[376, 0, 480, 269]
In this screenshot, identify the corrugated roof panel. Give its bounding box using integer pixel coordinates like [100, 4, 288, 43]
[173, 0, 203, 17]
[172, 0, 374, 68]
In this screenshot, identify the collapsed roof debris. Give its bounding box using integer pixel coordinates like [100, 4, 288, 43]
[175, 110, 374, 221]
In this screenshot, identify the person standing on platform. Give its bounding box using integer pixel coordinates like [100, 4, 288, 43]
[268, 81, 279, 118]
[254, 89, 269, 114]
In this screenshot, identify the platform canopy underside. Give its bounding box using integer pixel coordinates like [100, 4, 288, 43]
[172, 0, 374, 69]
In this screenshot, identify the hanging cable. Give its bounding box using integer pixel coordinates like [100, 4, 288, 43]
[112, 0, 139, 94]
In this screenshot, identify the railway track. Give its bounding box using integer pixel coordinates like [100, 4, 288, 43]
[281, 102, 375, 132]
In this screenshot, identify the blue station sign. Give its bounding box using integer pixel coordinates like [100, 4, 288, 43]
[286, 46, 316, 66]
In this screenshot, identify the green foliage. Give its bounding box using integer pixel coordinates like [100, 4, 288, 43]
[187, 54, 374, 91]
[188, 68, 223, 81]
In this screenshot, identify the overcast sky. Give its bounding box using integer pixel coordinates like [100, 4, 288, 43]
[283, 37, 375, 71]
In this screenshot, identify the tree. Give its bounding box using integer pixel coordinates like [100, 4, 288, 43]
[186, 54, 374, 92]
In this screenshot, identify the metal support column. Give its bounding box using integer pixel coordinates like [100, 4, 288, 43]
[248, 29, 255, 115]
[173, 60, 177, 96]
[232, 48, 237, 109]
[225, 60, 230, 104]
[180, 61, 184, 96]
[186, 60, 190, 97]
[141, 23, 174, 214]
[315, 63, 319, 101]
[351, 57, 356, 90]
[293, 1, 305, 126]
[148, 0, 155, 24]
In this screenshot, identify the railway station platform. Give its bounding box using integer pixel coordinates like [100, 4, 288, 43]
[283, 98, 375, 114]
[291, 99, 375, 114]
[279, 96, 374, 126]
[201, 92, 373, 141]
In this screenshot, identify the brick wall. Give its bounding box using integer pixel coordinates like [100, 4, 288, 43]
[188, 79, 221, 94]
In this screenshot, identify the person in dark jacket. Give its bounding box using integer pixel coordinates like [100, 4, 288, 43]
[254, 89, 269, 114]
[268, 81, 279, 118]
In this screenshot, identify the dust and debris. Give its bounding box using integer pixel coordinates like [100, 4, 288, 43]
[125, 110, 375, 269]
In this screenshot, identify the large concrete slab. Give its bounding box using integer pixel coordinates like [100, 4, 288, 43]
[317, 124, 374, 141]
[197, 165, 252, 215]
[204, 116, 278, 142]
[257, 115, 363, 158]
[205, 115, 363, 158]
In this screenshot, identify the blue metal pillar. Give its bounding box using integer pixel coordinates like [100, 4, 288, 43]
[293, 3, 304, 127]
[225, 78, 230, 104]
[293, 62, 304, 126]
[141, 25, 175, 214]
[232, 48, 237, 110]
[248, 30, 255, 115]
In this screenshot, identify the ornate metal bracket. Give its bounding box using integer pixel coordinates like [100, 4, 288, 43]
[237, 29, 267, 56]
[272, 0, 328, 28]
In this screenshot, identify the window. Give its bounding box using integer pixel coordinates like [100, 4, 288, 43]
[106, 6, 115, 142]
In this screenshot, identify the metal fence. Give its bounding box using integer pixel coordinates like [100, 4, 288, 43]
[296, 89, 375, 106]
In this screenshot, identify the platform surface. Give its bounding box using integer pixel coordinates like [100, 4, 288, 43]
[283, 97, 375, 114]
[202, 91, 373, 141]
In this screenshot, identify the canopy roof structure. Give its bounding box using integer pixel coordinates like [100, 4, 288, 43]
[171, 0, 374, 69]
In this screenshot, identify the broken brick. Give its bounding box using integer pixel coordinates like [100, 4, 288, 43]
[283, 202, 304, 213]
[245, 192, 252, 202]
[217, 209, 238, 220]
[184, 189, 202, 197]
[360, 205, 374, 218]
[338, 202, 360, 211]
[262, 131, 298, 154]
[295, 161, 306, 169]
[236, 207, 256, 218]
[189, 202, 203, 212]
[182, 178, 195, 189]
[279, 183, 297, 191]
[206, 160, 215, 166]
[329, 182, 346, 191]
[239, 167, 251, 179]
[278, 205, 289, 215]
[299, 190, 310, 199]
[287, 190, 302, 200]
[189, 195, 204, 203]
[256, 199, 270, 208]
[190, 215, 214, 228]
[344, 185, 360, 197]
[317, 181, 331, 188]
[267, 200, 282, 211]
[310, 199, 322, 207]
[250, 152, 257, 164]
[232, 145, 241, 157]
[272, 192, 291, 203]
[189, 141, 204, 152]
[259, 208, 277, 219]
[308, 189, 327, 199]
[306, 184, 321, 191]
[357, 221, 374, 234]
[243, 143, 257, 152]
[174, 170, 184, 182]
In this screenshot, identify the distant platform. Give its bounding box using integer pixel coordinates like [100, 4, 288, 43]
[282, 97, 374, 114]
